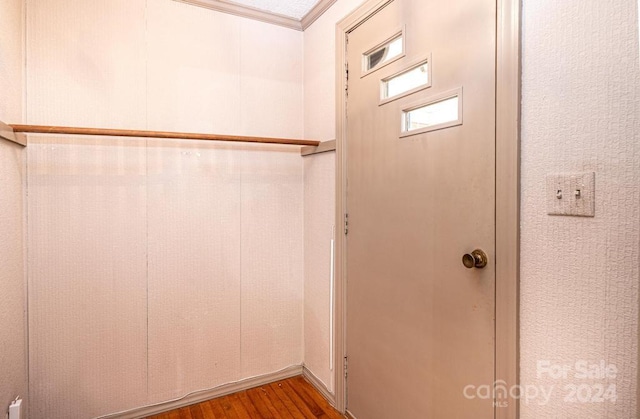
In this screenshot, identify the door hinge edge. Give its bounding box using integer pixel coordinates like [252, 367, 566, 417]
[345, 62, 349, 96]
[344, 213, 349, 235]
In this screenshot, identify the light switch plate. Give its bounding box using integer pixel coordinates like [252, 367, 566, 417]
[546, 172, 595, 217]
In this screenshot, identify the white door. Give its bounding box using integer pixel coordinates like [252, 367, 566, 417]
[345, 0, 496, 417]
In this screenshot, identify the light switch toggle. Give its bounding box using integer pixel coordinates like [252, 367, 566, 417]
[546, 172, 595, 217]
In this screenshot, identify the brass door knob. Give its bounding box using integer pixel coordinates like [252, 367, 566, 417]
[462, 249, 488, 269]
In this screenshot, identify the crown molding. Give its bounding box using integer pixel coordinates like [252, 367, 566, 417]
[174, 0, 302, 30]
[301, 0, 337, 30]
[174, 0, 335, 31]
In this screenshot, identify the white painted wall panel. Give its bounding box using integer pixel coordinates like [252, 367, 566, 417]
[146, 140, 243, 403]
[520, 1, 640, 417]
[26, 0, 304, 138]
[239, 21, 304, 139]
[146, 1, 242, 135]
[0, 0, 23, 123]
[27, 137, 305, 418]
[240, 146, 304, 377]
[0, 0, 26, 415]
[27, 135, 148, 419]
[26, 0, 147, 128]
[0, 140, 26, 416]
[303, 0, 362, 141]
[303, 151, 335, 392]
[26, 1, 306, 416]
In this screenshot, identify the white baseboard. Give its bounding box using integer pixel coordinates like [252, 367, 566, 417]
[302, 366, 336, 406]
[346, 410, 358, 419]
[99, 365, 303, 419]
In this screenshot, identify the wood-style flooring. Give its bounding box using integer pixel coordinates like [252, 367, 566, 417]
[145, 376, 346, 419]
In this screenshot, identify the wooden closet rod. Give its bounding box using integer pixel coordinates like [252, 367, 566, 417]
[10, 125, 320, 147]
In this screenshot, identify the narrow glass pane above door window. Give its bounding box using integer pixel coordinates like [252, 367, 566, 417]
[401, 89, 463, 137]
[381, 58, 430, 103]
[363, 33, 404, 73]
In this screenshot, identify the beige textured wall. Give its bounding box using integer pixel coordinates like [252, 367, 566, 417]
[520, 0, 639, 417]
[26, 0, 304, 417]
[0, 0, 26, 415]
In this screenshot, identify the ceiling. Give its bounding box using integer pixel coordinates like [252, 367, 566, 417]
[178, 0, 334, 30]
[226, 0, 322, 20]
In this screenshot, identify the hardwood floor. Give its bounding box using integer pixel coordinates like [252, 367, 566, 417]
[145, 376, 346, 419]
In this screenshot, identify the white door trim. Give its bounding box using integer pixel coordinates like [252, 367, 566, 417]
[333, 0, 521, 417]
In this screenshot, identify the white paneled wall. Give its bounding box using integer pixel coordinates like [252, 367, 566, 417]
[26, 0, 148, 128]
[27, 136, 149, 419]
[239, 20, 304, 139]
[27, 137, 304, 418]
[303, 151, 336, 392]
[26, 0, 304, 139]
[146, 140, 243, 403]
[0, 0, 26, 414]
[240, 146, 304, 377]
[25, 0, 306, 417]
[303, 0, 363, 142]
[0, 140, 26, 415]
[145, 1, 242, 134]
[0, 0, 24, 124]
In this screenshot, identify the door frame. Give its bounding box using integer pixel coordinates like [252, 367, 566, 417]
[333, 0, 521, 417]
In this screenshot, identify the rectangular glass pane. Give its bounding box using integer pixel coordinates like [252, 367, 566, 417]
[364, 35, 403, 72]
[382, 60, 430, 100]
[403, 96, 460, 132]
